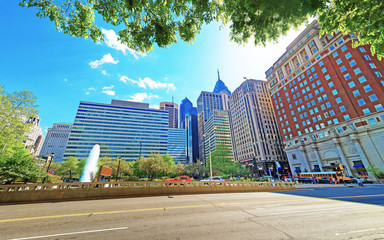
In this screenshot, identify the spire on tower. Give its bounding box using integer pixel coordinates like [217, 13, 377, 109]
[217, 69, 220, 80]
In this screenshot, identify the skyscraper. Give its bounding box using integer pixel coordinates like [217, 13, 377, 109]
[24, 116, 45, 157]
[265, 20, 384, 178]
[160, 102, 179, 128]
[40, 123, 72, 162]
[229, 79, 288, 177]
[197, 72, 232, 162]
[167, 128, 187, 164]
[64, 100, 168, 161]
[179, 97, 199, 163]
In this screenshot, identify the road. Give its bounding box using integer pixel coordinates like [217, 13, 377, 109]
[1, 185, 384, 240]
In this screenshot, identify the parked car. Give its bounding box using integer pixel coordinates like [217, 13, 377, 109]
[167, 176, 193, 182]
[318, 177, 331, 184]
[297, 177, 314, 184]
[201, 176, 225, 181]
[362, 178, 375, 184]
[346, 176, 358, 183]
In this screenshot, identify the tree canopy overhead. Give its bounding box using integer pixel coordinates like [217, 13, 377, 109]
[19, 0, 384, 59]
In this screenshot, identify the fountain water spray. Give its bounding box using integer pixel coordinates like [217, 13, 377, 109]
[79, 144, 100, 182]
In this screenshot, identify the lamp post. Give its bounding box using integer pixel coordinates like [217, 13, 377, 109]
[139, 141, 142, 158]
[116, 157, 121, 182]
[204, 127, 216, 181]
[42, 153, 55, 183]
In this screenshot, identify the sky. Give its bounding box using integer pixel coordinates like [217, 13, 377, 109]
[1, 1, 308, 136]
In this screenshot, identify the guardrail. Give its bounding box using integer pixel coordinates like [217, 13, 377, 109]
[0, 181, 295, 204]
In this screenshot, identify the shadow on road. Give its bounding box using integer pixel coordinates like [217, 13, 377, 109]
[274, 185, 384, 206]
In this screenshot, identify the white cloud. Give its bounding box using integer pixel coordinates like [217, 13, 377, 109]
[89, 53, 118, 68]
[88, 87, 96, 91]
[85, 92, 90, 95]
[64, 78, 68, 82]
[101, 70, 108, 76]
[102, 85, 115, 96]
[128, 93, 159, 102]
[120, 76, 176, 91]
[149, 104, 159, 109]
[101, 29, 146, 59]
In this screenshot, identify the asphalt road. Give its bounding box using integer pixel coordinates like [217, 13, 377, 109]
[1, 185, 384, 240]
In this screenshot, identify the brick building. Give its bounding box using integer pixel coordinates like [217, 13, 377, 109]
[265, 20, 384, 179]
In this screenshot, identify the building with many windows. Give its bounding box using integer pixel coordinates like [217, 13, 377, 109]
[24, 116, 45, 157]
[229, 79, 288, 177]
[167, 128, 187, 164]
[179, 97, 199, 163]
[203, 110, 233, 161]
[64, 100, 169, 161]
[265, 20, 384, 178]
[40, 123, 72, 162]
[160, 102, 178, 129]
[197, 74, 231, 162]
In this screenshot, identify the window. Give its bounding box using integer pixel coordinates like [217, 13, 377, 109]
[353, 90, 360, 97]
[362, 108, 371, 115]
[341, 45, 347, 51]
[348, 81, 356, 88]
[333, 118, 339, 124]
[369, 63, 377, 69]
[358, 76, 367, 83]
[336, 58, 342, 65]
[340, 106, 346, 112]
[340, 66, 347, 72]
[328, 82, 334, 88]
[368, 118, 377, 125]
[326, 102, 331, 108]
[354, 68, 362, 75]
[332, 52, 339, 58]
[363, 85, 372, 92]
[359, 47, 366, 52]
[332, 89, 338, 95]
[338, 39, 344, 44]
[369, 94, 378, 102]
[349, 60, 357, 67]
[364, 55, 371, 60]
[319, 61, 324, 66]
[322, 67, 327, 73]
[375, 72, 383, 77]
[344, 115, 350, 121]
[344, 73, 351, 80]
[325, 74, 331, 80]
[316, 55, 321, 60]
[375, 104, 384, 111]
[358, 99, 366, 106]
[345, 52, 352, 59]
[336, 97, 342, 103]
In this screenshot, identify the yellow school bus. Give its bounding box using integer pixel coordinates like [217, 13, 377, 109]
[300, 171, 352, 183]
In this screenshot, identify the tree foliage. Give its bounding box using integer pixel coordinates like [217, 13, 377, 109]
[184, 161, 207, 179]
[0, 146, 45, 184]
[136, 153, 175, 180]
[0, 85, 38, 153]
[99, 156, 133, 178]
[366, 164, 384, 179]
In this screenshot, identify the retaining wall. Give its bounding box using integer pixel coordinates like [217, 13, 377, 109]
[0, 181, 295, 204]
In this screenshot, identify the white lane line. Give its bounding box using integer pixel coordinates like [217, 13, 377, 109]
[268, 205, 362, 216]
[9, 227, 128, 240]
[335, 228, 377, 236]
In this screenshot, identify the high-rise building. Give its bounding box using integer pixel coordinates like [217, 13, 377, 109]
[229, 79, 288, 177]
[179, 97, 199, 163]
[64, 100, 168, 161]
[167, 128, 187, 164]
[197, 73, 231, 162]
[40, 123, 72, 162]
[24, 116, 45, 157]
[160, 102, 178, 128]
[204, 110, 233, 161]
[265, 20, 384, 178]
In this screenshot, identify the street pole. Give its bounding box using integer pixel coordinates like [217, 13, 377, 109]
[209, 135, 213, 181]
[139, 142, 142, 158]
[116, 157, 121, 182]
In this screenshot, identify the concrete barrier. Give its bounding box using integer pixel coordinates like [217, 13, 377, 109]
[0, 181, 295, 204]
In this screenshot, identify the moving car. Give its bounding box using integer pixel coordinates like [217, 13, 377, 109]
[297, 177, 314, 184]
[318, 177, 331, 184]
[167, 176, 192, 182]
[362, 178, 375, 184]
[201, 176, 225, 181]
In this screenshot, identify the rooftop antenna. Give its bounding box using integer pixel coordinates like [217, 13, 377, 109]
[172, 96, 174, 103]
[217, 68, 220, 80]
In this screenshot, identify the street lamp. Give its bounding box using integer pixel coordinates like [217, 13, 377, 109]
[116, 157, 121, 182]
[204, 127, 216, 181]
[139, 141, 142, 158]
[42, 153, 55, 183]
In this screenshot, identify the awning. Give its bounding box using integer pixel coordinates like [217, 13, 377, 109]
[313, 168, 320, 171]
[353, 164, 364, 168]
[294, 169, 301, 172]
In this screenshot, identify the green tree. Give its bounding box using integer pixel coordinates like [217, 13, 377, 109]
[184, 161, 207, 179]
[137, 153, 174, 180]
[100, 157, 133, 179]
[0, 146, 45, 184]
[0, 85, 38, 153]
[18, 0, 384, 59]
[366, 164, 384, 179]
[174, 162, 186, 176]
[57, 156, 79, 179]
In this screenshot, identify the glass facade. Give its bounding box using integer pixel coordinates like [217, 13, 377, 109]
[167, 128, 187, 164]
[64, 100, 168, 161]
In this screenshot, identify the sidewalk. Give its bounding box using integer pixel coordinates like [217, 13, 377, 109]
[295, 183, 357, 189]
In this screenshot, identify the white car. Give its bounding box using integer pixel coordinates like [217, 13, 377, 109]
[201, 176, 225, 181]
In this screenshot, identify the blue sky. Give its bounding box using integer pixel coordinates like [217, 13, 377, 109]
[1, 1, 307, 135]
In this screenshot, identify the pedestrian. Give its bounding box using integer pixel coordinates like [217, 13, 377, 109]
[357, 178, 364, 187]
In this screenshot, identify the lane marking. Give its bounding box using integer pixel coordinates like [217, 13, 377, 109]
[1, 193, 383, 223]
[9, 227, 128, 240]
[268, 205, 362, 216]
[335, 228, 378, 236]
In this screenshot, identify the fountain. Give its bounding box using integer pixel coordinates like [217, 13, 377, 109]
[79, 144, 100, 182]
